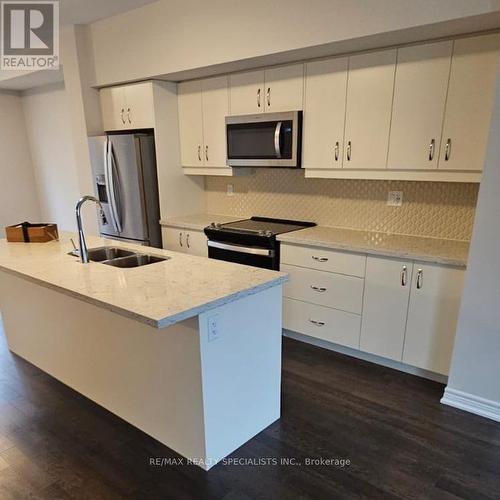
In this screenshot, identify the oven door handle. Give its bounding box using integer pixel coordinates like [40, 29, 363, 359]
[274, 121, 282, 159]
[208, 240, 274, 257]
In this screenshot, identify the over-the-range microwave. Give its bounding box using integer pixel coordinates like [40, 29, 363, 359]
[226, 111, 302, 168]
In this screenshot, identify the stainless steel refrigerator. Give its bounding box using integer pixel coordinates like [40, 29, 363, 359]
[88, 132, 162, 248]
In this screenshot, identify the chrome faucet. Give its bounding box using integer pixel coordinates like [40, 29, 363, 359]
[76, 195, 103, 263]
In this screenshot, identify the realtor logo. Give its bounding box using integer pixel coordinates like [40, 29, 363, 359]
[1, 1, 59, 70]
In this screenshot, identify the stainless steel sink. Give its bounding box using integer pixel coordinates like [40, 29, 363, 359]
[102, 254, 168, 268]
[87, 247, 136, 262]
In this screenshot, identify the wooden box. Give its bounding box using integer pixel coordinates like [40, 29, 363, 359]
[5, 223, 59, 243]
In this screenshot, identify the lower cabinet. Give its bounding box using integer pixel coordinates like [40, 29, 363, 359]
[282, 243, 465, 376]
[162, 226, 208, 257]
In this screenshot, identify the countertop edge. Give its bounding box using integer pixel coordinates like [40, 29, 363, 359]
[277, 236, 467, 268]
[0, 264, 288, 329]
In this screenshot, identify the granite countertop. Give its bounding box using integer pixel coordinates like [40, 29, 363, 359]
[278, 226, 469, 267]
[0, 233, 287, 329]
[160, 213, 242, 231]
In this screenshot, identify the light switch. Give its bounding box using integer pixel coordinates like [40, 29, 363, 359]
[226, 184, 234, 196]
[207, 315, 220, 342]
[387, 191, 403, 207]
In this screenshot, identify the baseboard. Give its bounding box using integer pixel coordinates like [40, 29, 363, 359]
[441, 387, 500, 422]
[283, 329, 447, 384]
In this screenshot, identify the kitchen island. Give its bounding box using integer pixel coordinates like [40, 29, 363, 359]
[0, 233, 287, 470]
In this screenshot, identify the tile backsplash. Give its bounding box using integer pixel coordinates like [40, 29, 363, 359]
[205, 170, 479, 241]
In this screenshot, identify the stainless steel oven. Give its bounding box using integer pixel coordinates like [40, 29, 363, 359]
[226, 111, 302, 167]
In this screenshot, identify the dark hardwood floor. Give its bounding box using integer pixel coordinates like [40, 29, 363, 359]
[0, 324, 499, 500]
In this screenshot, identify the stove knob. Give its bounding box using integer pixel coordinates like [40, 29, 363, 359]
[265, 230, 273, 237]
[210, 222, 222, 229]
[258, 230, 265, 236]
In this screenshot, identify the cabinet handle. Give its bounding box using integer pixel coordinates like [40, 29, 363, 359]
[186, 233, 190, 249]
[267, 87, 271, 107]
[309, 319, 325, 327]
[257, 88, 261, 108]
[312, 256, 329, 263]
[347, 141, 351, 161]
[311, 286, 327, 293]
[120, 108, 125, 124]
[127, 108, 131, 124]
[205, 145, 209, 162]
[445, 138, 452, 161]
[197, 145, 202, 162]
[416, 269, 423, 289]
[429, 139, 435, 161]
[334, 141, 339, 162]
[401, 265, 408, 287]
[179, 232, 183, 247]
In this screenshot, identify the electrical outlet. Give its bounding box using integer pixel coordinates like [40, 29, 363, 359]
[226, 184, 234, 196]
[207, 315, 220, 342]
[387, 191, 403, 207]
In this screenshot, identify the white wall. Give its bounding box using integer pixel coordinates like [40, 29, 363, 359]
[22, 83, 81, 232]
[444, 73, 500, 410]
[0, 92, 41, 236]
[89, 0, 500, 86]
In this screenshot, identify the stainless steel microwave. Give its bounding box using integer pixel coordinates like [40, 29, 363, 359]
[226, 111, 302, 167]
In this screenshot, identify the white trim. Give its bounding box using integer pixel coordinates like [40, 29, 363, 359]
[441, 387, 500, 422]
[304, 168, 482, 183]
[283, 329, 447, 383]
[183, 167, 253, 177]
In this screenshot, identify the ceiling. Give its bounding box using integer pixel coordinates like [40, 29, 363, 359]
[59, 0, 160, 25]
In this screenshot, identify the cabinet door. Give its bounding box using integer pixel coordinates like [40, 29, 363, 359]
[388, 41, 452, 170]
[303, 57, 348, 169]
[100, 86, 126, 132]
[439, 34, 500, 171]
[162, 227, 187, 253]
[202, 76, 230, 168]
[403, 263, 464, 375]
[360, 256, 412, 361]
[125, 82, 155, 130]
[178, 80, 204, 167]
[185, 231, 208, 257]
[229, 70, 265, 115]
[344, 49, 396, 169]
[264, 64, 304, 112]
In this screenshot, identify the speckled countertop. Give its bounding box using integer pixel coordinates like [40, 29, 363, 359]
[278, 226, 469, 267]
[0, 233, 286, 329]
[160, 213, 242, 231]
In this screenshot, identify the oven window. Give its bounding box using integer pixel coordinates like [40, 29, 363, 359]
[227, 120, 293, 159]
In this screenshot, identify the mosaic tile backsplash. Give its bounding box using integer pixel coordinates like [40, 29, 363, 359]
[205, 170, 478, 241]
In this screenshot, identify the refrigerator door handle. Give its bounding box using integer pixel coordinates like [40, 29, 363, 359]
[104, 138, 122, 233]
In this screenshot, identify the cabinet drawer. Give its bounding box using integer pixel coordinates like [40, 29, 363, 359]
[281, 244, 366, 277]
[282, 264, 363, 314]
[284, 298, 361, 348]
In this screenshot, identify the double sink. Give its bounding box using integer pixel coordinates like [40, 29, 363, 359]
[72, 246, 168, 268]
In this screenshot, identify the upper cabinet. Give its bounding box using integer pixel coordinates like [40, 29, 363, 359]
[439, 33, 500, 172]
[388, 41, 452, 170]
[229, 64, 304, 115]
[343, 49, 397, 169]
[303, 57, 348, 169]
[100, 82, 154, 131]
[178, 76, 232, 175]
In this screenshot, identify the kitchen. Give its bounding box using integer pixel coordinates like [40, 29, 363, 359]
[0, 1, 500, 498]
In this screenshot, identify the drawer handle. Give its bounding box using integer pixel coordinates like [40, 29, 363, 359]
[311, 286, 327, 293]
[416, 268, 423, 289]
[401, 265, 408, 287]
[312, 256, 329, 262]
[309, 319, 325, 327]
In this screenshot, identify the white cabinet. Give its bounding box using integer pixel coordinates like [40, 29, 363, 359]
[403, 263, 464, 375]
[264, 64, 304, 112]
[100, 82, 154, 132]
[360, 255, 464, 374]
[360, 256, 413, 361]
[229, 64, 304, 114]
[388, 41, 452, 170]
[439, 33, 500, 172]
[343, 49, 396, 169]
[303, 57, 348, 169]
[178, 76, 230, 172]
[178, 80, 204, 167]
[162, 226, 208, 257]
[229, 70, 264, 115]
